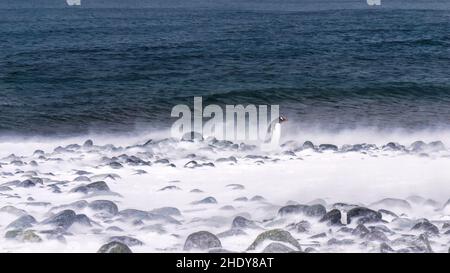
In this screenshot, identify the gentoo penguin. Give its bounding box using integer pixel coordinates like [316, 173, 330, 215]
[264, 115, 288, 147]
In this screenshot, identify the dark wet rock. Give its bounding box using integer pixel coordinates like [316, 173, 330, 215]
[118, 209, 148, 219]
[319, 144, 338, 151]
[72, 181, 110, 194]
[380, 243, 395, 253]
[89, 200, 119, 216]
[154, 158, 170, 164]
[18, 179, 39, 188]
[74, 176, 91, 182]
[5, 229, 42, 243]
[75, 170, 92, 176]
[74, 214, 92, 227]
[107, 236, 144, 247]
[363, 230, 389, 242]
[250, 195, 266, 202]
[217, 229, 247, 238]
[309, 232, 327, 239]
[382, 142, 405, 151]
[278, 204, 325, 218]
[327, 238, 354, 246]
[184, 231, 222, 251]
[247, 229, 301, 251]
[278, 204, 308, 216]
[234, 197, 248, 202]
[108, 161, 123, 169]
[190, 189, 203, 193]
[150, 207, 181, 217]
[347, 207, 382, 224]
[369, 225, 395, 236]
[338, 227, 354, 233]
[184, 160, 198, 168]
[192, 197, 217, 205]
[262, 242, 295, 253]
[231, 216, 259, 229]
[411, 219, 439, 235]
[442, 222, 450, 230]
[302, 141, 315, 150]
[98, 241, 132, 253]
[288, 220, 311, 233]
[370, 198, 411, 210]
[320, 209, 342, 226]
[305, 204, 327, 218]
[352, 224, 370, 236]
[42, 210, 77, 230]
[220, 205, 235, 211]
[33, 150, 45, 156]
[7, 215, 37, 230]
[216, 156, 238, 164]
[226, 184, 245, 190]
[83, 140, 94, 148]
[158, 185, 181, 191]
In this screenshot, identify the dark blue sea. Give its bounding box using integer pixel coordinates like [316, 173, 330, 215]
[1, 1, 450, 136]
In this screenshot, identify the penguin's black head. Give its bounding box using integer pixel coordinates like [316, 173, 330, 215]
[279, 115, 288, 123]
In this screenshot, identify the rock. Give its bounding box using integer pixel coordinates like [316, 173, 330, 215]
[226, 184, 245, 190]
[83, 140, 94, 148]
[247, 229, 301, 251]
[150, 207, 181, 217]
[107, 236, 144, 247]
[278, 204, 325, 218]
[352, 224, 370, 236]
[320, 209, 342, 226]
[411, 219, 439, 235]
[418, 233, 433, 253]
[74, 214, 92, 227]
[0, 206, 27, 216]
[158, 186, 181, 191]
[302, 141, 315, 150]
[0, 186, 12, 191]
[5, 229, 42, 243]
[304, 204, 327, 218]
[380, 243, 395, 253]
[42, 210, 77, 230]
[74, 176, 91, 182]
[216, 157, 238, 164]
[309, 232, 327, 239]
[231, 216, 259, 229]
[6, 215, 37, 230]
[327, 238, 354, 246]
[288, 220, 311, 233]
[319, 144, 338, 151]
[217, 229, 247, 238]
[184, 231, 222, 251]
[278, 204, 309, 216]
[98, 242, 132, 253]
[382, 142, 405, 151]
[347, 207, 382, 224]
[363, 230, 389, 242]
[250, 195, 266, 202]
[86, 181, 110, 192]
[262, 242, 295, 253]
[192, 197, 217, 205]
[234, 197, 248, 202]
[89, 200, 119, 216]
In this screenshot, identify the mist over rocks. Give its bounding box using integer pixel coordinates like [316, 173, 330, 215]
[0, 136, 450, 252]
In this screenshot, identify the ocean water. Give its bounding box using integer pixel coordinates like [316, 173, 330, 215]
[1, 4, 450, 137]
